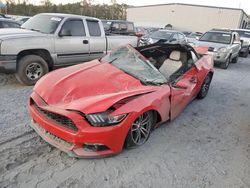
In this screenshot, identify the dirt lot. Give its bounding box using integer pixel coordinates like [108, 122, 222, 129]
[0, 57, 249, 188]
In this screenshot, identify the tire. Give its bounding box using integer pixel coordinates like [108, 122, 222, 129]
[243, 49, 249, 58]
[197, 74, 212, 99]
[125, 111, 154, 149]
[15, 55, 49, 86]
[231, 54, 239, 63]
[220, 56, 231, 69]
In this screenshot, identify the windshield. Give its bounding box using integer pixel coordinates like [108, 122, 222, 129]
[101, 46, 167, 85]
[199, 32, 232, 44]
[150, 31, 173, 40]
[233, 30, 250, 38]
[22, 15, 63, 34]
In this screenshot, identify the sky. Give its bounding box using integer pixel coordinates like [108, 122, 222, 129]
[15, 0, 250, 14]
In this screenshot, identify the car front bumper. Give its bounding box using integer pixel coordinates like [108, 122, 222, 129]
[0, 55, 17, 73]
[207, 51, 229, 64]
[29, 92, 135, 158]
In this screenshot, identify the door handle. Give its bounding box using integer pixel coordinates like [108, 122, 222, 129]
[83, 40, 89, 44]
[189, 76, 198, 83]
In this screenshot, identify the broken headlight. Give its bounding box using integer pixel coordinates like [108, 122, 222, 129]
[86, 111, 127, 127]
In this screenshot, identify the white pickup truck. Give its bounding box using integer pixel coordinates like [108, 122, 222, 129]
[0, 13, 138, 85]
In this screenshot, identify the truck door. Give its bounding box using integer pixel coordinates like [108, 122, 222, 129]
[86, 19, 106, 60]
[54, 18, 90, 65]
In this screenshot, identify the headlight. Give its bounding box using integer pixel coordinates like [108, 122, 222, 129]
[216, 47, 227, 53]
[86, 111, 127, 127]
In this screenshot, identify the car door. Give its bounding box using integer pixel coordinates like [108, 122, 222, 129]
[86, 19, 106, 60]
[54, 18, 90, 65]
[170, 52, 201, 120]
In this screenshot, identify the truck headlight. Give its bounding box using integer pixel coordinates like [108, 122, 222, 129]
[217, 47, 227, 54]
[86, 111, 127, 127]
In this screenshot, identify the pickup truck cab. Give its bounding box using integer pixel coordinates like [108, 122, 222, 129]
[0, 13, 138, 85]
[195, 29, 241, 69]
[231, 29, 250, 57]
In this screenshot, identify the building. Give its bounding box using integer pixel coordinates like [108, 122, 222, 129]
[127, 3, 249, 32]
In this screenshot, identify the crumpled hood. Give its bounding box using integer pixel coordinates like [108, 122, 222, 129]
[34, 60, 158, 113]
[195, 40, 227, 50]
[0, 28, 46, 40]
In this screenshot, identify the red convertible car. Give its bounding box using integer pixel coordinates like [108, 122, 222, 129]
[29, 43, 214, 158]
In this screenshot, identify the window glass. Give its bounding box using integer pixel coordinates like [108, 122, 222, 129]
[127, 23, 134, 32]
[172, 34, 179, 41]
[61, 19, 85, 36]
[120, 23, 127, 31]
[2, 21, 20, 28]
[87, 20, 101, 36]
[111, 23, 119, 31]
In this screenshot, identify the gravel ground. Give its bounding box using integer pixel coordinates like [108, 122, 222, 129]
[0, 57, 249, 188]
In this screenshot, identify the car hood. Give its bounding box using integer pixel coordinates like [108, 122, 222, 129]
[195, 40, 228, 50]
[0, 28, 46, 40]
[34, 60, 159, 114]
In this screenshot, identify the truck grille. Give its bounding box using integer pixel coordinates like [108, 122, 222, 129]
[31, 99, 78, 131]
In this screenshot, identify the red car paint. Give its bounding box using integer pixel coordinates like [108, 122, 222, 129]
[29, 44, 214, 158]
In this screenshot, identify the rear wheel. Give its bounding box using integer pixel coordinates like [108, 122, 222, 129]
[197, 74, 212, 99]
[125, 111, 154, 149]
[15, 55, 49, 86]
[243, 49, 249, 58]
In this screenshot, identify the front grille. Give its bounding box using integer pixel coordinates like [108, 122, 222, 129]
[31, 99, 78, 131]
[208, 47, 214, 52]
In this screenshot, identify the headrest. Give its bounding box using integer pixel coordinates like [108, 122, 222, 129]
[169, 51, 181, 61]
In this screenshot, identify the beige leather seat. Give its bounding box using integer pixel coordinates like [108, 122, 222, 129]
[159, 50, 183, 79]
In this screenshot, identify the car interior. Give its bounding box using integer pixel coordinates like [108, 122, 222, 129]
[137, 44, 198, 82]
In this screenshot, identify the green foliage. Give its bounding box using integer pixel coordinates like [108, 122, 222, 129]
[5, 1, 129, 20]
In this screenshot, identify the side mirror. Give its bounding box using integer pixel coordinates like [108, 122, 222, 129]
[195, 36, 200, 40]
[59, 29, 71, 37]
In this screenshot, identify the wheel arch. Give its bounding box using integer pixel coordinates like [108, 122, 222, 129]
[17, 49, 54, 70]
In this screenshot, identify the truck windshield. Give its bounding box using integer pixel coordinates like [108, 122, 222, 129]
[101, 46, 167, 85]
[22, 15, 63, 34]
[200, 32, 232, 44]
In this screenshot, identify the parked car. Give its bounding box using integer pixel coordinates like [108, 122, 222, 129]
[138, 29, 187, 46]
[195, 29, 241, 69]
[231, 29, 250, 57]
[15, 16, 31, 24]
[102, 20, 135, 36]
[29, 43, 214, 158]
[0, 13, 138, 85]
[0, 18, 20, 28]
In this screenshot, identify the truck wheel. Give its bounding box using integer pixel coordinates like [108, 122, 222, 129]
[231, 54, 239, 63]
[243, 49, 249, 58]
[221, 56, 231, 69]
[15, 55, 49, 85]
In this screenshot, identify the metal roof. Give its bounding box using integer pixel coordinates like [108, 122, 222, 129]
[128, 3, 249, 18]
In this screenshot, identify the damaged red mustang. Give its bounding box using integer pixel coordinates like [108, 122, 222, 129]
[29, 43, 214, 158]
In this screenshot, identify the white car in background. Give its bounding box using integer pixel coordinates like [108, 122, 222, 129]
[231, 29, 250, 57]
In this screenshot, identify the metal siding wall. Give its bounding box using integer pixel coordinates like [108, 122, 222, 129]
[127, 4, 243, 32]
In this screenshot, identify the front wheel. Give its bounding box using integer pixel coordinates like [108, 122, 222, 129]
[125, 111, 154, 149]
[15, 55, 49, 86]
[231, 54, 239, 63]
[197, 74, 212, 99]
[221, 56, 231, 69]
